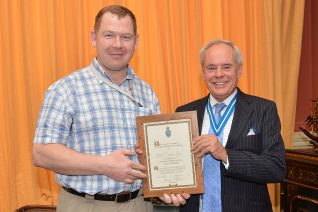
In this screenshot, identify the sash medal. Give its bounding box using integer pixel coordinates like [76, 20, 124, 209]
[207, 93, 237, 136]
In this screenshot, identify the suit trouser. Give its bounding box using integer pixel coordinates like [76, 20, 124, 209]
[57, 188, 153, 212]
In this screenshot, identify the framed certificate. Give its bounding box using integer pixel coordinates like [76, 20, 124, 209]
[137, 111, 204, 198]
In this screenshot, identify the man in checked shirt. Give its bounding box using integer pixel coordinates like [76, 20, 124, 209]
[33, 5, 189, 212]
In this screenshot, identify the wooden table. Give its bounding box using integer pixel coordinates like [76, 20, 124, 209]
[281, 149, 318, 211]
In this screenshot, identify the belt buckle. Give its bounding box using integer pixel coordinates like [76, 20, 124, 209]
[115, 191, 131, 203]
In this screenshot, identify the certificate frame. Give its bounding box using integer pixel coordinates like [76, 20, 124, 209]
[137, 111, 204, 198]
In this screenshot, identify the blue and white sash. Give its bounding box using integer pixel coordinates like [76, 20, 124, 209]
[206, 93, 237, 136]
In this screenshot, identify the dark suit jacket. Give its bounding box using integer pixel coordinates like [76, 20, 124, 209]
[177, 89, 286, 212]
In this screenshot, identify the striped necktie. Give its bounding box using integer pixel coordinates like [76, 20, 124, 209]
[202, 103, 226, 212]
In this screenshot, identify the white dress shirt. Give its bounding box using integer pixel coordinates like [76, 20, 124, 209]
[202, 89, 237, 169]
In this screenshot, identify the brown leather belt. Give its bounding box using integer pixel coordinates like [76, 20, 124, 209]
[63, 187, 139, 202]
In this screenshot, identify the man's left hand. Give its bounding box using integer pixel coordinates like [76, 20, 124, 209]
[159, 193, 190, 206]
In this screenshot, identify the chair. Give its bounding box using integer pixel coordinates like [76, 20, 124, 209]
[16, 205, 56, 212]
[290, 195, 318, 212]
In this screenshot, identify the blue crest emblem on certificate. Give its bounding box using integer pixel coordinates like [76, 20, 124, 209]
[165, 126, 171, 137]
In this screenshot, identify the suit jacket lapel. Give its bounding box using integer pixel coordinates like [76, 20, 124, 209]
[197, 95, 209, 134]
[226, 89, 253, 148]
[191, 91, 253, 143]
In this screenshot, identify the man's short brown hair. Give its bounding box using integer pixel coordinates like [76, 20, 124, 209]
[94, 5, 137, 34]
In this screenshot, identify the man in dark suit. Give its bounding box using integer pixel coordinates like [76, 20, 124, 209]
[176, 39, 286, 212]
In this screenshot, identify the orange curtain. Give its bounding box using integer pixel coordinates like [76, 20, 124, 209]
[0, 0, 304, 211]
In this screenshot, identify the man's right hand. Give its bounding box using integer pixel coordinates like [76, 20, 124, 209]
[192, 134, 228, 163]
[33, 144, 146, 183]
[103, 149, 147, 184]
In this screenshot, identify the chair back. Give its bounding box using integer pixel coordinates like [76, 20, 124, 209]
[16, 205, 56, 212]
